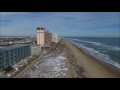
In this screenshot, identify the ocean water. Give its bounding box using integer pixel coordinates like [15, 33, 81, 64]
[65, 37, 120, 69]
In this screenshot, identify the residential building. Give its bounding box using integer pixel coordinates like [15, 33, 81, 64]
[0, 44, 31, 71]
[31, 46, 41, 55]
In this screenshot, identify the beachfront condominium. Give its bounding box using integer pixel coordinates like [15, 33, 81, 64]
[52, 33, 58, 43]
[36, 27, 52, 47]
[0, 44, 31, 71]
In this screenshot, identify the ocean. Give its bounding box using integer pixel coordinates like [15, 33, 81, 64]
[65, 37, 120, 69]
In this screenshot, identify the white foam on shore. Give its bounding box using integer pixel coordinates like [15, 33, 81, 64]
[68, 38, 120, 51]
[67, 39, 120, 69]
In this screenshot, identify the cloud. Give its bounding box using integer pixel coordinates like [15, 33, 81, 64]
[0, 12, 119, 37]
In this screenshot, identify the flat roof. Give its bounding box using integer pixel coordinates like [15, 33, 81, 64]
[0, 44, 30, 53]
[36, 27, 45, 30]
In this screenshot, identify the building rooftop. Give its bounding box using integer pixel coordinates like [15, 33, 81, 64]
[0, 44, 30, 53]
[37, 27, 45, 30]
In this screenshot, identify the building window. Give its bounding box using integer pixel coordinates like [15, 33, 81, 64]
[6, 59, 9, 62]
[0, 53, 1, 56]
[0, 61, 2, 65]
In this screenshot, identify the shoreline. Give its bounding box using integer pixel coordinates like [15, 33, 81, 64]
[66, 39, 120, 77]
[63, 38, 120, 78]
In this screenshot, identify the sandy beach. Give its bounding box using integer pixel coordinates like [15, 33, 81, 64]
[63, 39, 120, 78]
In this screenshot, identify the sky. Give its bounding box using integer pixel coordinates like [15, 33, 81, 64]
[0, 12, 120, 37]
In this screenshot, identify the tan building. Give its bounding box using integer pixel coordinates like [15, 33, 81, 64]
[36, 27, 52, 47]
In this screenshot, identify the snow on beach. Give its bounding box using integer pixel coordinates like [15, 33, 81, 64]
[20, 52, 68, 78]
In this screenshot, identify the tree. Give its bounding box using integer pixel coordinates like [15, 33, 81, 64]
[4, 66, 13, 72]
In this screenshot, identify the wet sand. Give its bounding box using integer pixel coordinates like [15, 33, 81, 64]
[63, 39, 120, 78]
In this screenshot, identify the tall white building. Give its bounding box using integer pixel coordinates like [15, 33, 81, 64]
[52, 33, 58, 43]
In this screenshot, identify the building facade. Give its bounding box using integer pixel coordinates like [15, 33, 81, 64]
[36, 27, 52, 47]
[52, 33, 58, 43]
[37, 27, 45, 47]
[0, 44, 31, 71]
[31, 46, 41, 55]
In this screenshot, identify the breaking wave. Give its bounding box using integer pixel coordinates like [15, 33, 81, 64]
[67, 38, 120, 69]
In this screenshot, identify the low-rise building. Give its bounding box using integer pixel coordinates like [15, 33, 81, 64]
[31, 46, 41, 55]
[0, 44, 31, 71]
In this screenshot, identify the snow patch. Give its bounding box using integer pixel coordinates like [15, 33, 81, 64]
[63, 68, 68, 71]
[7, 74, 11, 77]
[20, 53, 68, 78]
[63, 74, 66, 76]
[14, 67, 18, 71]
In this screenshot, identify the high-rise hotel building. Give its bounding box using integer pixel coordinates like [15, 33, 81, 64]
[36, 27, 52, 47]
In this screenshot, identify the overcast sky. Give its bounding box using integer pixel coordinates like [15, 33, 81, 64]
[0, 12, 120, 37]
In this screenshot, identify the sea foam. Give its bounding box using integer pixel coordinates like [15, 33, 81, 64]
[67, 39, 120, 69]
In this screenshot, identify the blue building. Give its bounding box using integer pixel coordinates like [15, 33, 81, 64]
[0, 44, 31, 71]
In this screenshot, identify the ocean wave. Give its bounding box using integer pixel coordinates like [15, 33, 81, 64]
[68, 39, 120, 69]
[68, 38, 102, 45]
[67, 38, 120, 51]
[103, 45, 120, 51]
